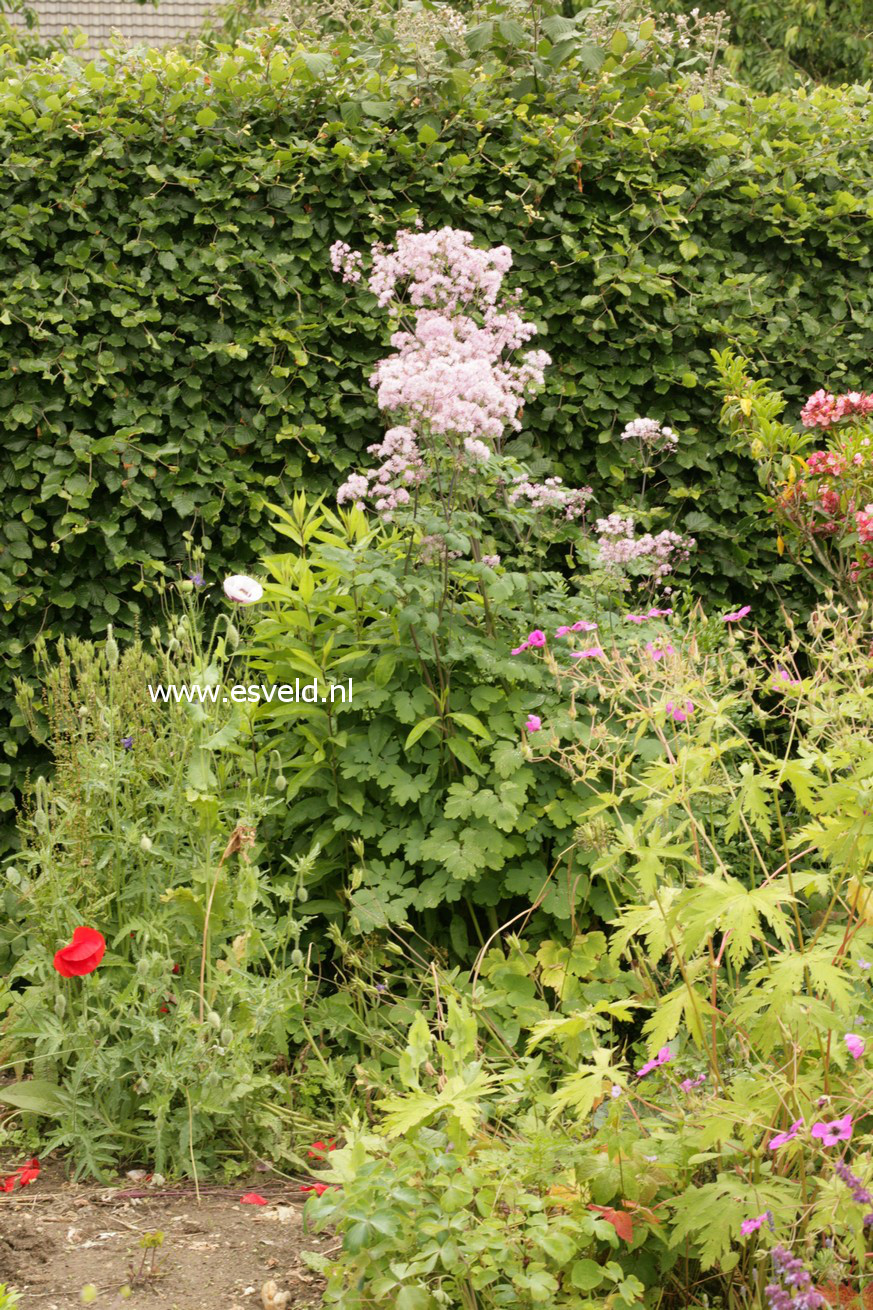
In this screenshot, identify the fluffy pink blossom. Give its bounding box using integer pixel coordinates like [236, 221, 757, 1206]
[509, 475, 592, 521]
[845, 1033, 865, 1059]
[527, 630, 546, 648]
[524, 714, 542, 733]
[329, 240, 363, 284]
[596, 514, 694, 579]
[740, 1212, 771, 1235]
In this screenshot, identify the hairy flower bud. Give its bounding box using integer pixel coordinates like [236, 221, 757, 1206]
[291, 948, 304, 967]
[105, 624, 119, 669]
[139, 835, 153, 853]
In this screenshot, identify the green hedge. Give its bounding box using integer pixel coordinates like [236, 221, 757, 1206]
[1, 30, 872, 831]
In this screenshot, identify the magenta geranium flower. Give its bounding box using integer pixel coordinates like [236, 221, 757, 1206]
[811, 1113, 853, 1146]
[636, 1045, 672, 1078]
[722, 605, 751, 623]
[767, 1118, 804, 1151]
[555, 626, 571, 637]
[527, 630, 546, 648]
[511, 642, 529, 656]
[740, 1211, 771, 1235]
[524, 714, 542, 733]
[570, 647, 604, 659]
[645, 641, 675, 661]
[845, 1033, 865, 1059]
[647, 607, 673, 618]
[571, 620, 598, 632]
[626, 613, 647, 623]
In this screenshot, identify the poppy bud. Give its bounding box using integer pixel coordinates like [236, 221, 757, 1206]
[226, 623, 240, 651]
[297, 887, 308, 903]
[105, 624, 119, 669]
[54, 992, 66, 1019]
[207, 1010, 221, 1029]
[275, 774, 287, 792]
[221, 1027, 233, 1046]
[5, 866, 20, 885]
[139, 835, 153, 853]
[34, 809, 48, 835]
[291, 948, 304, 967]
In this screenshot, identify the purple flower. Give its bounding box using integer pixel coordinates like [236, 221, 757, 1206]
[121, 735, 134, 751]
[527, 630, 547, 648]
[722, 604, 751, 623]
[189, 571, 205, 588]
[741, 1211, 770, 1235]
[645, 641, 675, 661]
[765, 1246, 825, 1309]
[680, 1073, 706, 1092]
[570, 647, 604, 660]
[511, 642, 530, 656]
[647, 607, 673, 618]
[811, 1112, 853, 1146]
[571, 620, 598, 632]
[834, 1159, 873, 1206]
[845, 1033, 865, 1059]
[555, 626, 571, 637]
[626, 613, 648, 623]
[524, 714, 542, 734]
[768, 1118, 804, 1151]
[859, 959, 871, 971]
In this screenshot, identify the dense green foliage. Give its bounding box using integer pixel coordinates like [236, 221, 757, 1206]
[2, 19, 873, 830]
[655, 0, 873, 91]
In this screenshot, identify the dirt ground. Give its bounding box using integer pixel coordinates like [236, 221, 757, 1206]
[0, 1162, 328, 1310]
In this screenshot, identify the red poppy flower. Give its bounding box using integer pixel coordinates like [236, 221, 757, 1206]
[53, 927, 106, 977]
[239, 1192, 268, 1205]
[1, 1158, 40, 1191]
[306, 1140, 337, 1158]
[300, 1182, 336, 1196]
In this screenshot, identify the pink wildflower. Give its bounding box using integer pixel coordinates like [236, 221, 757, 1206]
[524, 714, 542, 733]
[741, 1212, 771, 1236]
[722, 605, 751, 623]
[511, 642, 529, 656]
[845, 1033, 865, 1059]
[811, 1113, 853, 1146]
[680, 1073, 706, 1092]
[665, 700, 694, 723]
[626, 614, 648, 623]
[555, 626, 571, 637]
[527, 630, 546, 648]
[636, 1045, 672, 1078]
[570, 647, 604, 659]
[571, 620, 598, 632]
[647, 607, 673, 618]
[645, 641, 675, 661]
[768, 1118, 804, 1151]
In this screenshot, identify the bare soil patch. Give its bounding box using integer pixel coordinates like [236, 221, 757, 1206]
[0, 1161, 326, 1310]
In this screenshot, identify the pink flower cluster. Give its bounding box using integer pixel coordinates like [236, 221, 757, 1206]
[337, 426, 425, 517]
[367, 226, 513, 312]
[595, 514, 695, 579]
[370, 308, 549, 445]
[856, 503, 873, 543]
[508, 475, 593, 521]
[665, 699, 693, 722]
[620, 416, 678, 452]
[801, 388, 873, 429]
[806, 449, 847, 476]
[329, 240, 363, 284]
